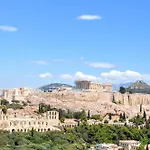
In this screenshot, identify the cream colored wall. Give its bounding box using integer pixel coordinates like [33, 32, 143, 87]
[43, 91, 150, 106]
[75, 81, 112, 92]
[2, 88, 32, 102]
[0, 110, 60, 132]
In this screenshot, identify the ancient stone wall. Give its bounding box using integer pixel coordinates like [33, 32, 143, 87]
[0, 109, 60, 132]
[113, 93, 150, 106]
[42, 91, 150, 106]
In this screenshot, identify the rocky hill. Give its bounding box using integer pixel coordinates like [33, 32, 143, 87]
[126, 80, 150, 94]
[39, 83, 73, 91]
[24, 91, 150, 119]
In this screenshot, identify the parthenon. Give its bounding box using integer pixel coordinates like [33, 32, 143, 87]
[75, 80, 112, 92]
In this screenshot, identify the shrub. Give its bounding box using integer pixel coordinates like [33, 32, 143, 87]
[104, 120, 108, 124]
[11, 100, 20, 103]
[1, 99, 9, 106]
[8, 103, 23, 110]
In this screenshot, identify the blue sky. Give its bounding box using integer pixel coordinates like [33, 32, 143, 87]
[0, 0, 150, 88]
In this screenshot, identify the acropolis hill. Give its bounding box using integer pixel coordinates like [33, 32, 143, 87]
[2, 80, 150, 118]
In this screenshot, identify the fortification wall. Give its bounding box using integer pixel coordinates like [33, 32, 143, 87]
[113, 93, 150, 106]
[42, 91, 150, 106]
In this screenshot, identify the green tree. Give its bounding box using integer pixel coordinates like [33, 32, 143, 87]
[31, 128, 35, 137]
[109, 113, 112, 120]
[2, 106, 7, 114]
[80, 110, 87, 121]
[119, 86, 126, 94]
[145, 119, 149, 129]
[120, 113, 123, 119]
[87, 110, 90, 119]
[112, 95, 117, 104]
[104, 120, 108, 124]
[140, 104, 143, 113]
[91, 115, 102, 121]
[1, 99, 9, 106]
[143, 111, 147, 120]
[123, 112, 126, 120]
[60, 117, 65, 123]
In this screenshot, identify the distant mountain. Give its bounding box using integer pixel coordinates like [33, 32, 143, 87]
[113, 82, 133, 91]
[128, 80, 150, 89]
[126, 80, 150, 94]
[39, 83, 73, 91]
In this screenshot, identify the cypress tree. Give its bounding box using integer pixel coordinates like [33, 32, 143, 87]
[145, 119, 149, 129]
[109, 113, 112, 120]
[123, 112, 126, 120]
[88, 110, 91, 119]
[140, 104, 142, 113]
[39, 103, 41, 113]
[120, 113, 123, 119]
[143, 111, 147, 120]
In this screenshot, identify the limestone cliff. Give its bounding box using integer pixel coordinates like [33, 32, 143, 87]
[24, 91, 150, 118]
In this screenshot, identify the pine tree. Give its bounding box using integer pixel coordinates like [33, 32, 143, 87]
[119, 86, 126, 94]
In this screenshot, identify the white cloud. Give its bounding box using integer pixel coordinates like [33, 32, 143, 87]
[34, 61, 48, 65]
[60, 74, 73, 80]
[60, 72, 100, 81]
[100, 70, 150, 83]
[75, 72, 99, 81]
[77, 15, 102, 20]
[88, 62, 115, 68]
[0, 26, 18, 32]
[39, 73, 53, 78]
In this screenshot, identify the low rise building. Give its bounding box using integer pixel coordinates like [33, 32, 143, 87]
[87, 119, 101, 125]
[96, 143, 119, 150]
[119, 140, 140, 150]
[62, 119, 78, 128]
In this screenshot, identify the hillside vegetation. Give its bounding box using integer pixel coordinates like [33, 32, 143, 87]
[0, 123, 149, 150]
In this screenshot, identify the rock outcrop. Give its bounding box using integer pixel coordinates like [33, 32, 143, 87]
[24, 91, 150, 118]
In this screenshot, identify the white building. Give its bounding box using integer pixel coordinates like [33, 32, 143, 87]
[96, 143, 118, 150]
[119, 140, 140, 150]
